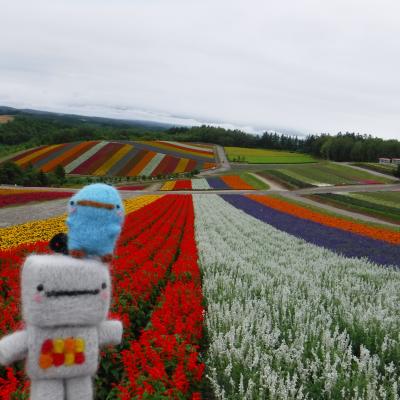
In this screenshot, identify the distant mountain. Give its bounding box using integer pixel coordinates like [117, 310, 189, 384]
[0, 105, 173, 131]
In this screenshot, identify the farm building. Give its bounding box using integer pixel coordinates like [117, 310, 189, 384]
[379, 157, 391, 164]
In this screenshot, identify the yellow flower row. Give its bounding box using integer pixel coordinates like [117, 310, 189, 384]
[160, 181, 175, 191]
[0, 195, 162, 250]
[123, 195, 162, 214]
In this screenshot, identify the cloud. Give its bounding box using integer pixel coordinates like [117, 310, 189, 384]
[0, 0, 400, 138]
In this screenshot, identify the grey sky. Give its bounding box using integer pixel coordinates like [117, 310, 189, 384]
[1, 0, 400, 138]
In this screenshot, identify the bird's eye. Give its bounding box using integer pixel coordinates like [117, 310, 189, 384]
[37, 284, 44, 292]
[116, 205, 120, 209]
[101, 282, 107, 289]
[70, 201, 75, 206]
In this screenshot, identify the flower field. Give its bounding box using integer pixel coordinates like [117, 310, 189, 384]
[0, 195, 204, 399]
[1, 193, 400, 399]
[194, 195, 400, 399]
[259, 163, 394, 189]
[160, 176, 257, 191]
[0, 189, 73, 208]
[8, 141, 217, 177]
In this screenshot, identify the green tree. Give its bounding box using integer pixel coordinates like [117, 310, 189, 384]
[54, 164, 66, 182]
[394, 164, 400, 178]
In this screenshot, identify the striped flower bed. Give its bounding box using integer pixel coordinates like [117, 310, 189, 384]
[1, 194, 400, 399]
[160, 176, 258, 191]
[9, 141, 217, 177]
[161, 180, 192, 191]
[194, 194, 400, 399]
[222, 194, 400, 267]
[207, 176, 258, 190]
[0, 195, 204, 399]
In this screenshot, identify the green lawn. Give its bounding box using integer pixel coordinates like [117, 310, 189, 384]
[260, 162, 394, 188]
[225, 147, 316, 164]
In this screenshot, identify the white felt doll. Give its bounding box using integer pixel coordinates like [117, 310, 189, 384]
[0, 254, 123, 400]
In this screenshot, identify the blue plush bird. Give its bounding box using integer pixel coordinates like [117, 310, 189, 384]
[66, 183, 124, 263]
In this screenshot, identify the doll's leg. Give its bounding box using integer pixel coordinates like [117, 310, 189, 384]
[30, 379, 64, 400]
[65, 375, 92, 400]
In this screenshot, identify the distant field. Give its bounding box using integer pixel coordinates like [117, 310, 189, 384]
[351, 162, 396, 176]
[259, 162, 394, 189]
[6, 140, 217, 177]
[225, 147, 316, 164]
[159, 174, 268, 190]
[308, 191, 400, 224]
[0, 115, 14, 124]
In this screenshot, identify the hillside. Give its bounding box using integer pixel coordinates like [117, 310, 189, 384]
[7, 140, 216, 177]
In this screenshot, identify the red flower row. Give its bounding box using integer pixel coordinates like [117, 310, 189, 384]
[117, 197, 204, 399]
[0, 242, 50, 397]
[173, 180, 193, 190]
[0, 195, 205, 399]
[0, 192, 73, 208]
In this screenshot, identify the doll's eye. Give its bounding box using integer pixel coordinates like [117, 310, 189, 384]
[37, 284, 44, 292]
[70, 201, 75, 206]
[116, 205, 120, 209]
[101, 282, 107, 289]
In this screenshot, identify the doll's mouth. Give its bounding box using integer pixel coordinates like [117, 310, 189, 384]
[77, 200, 115, 210]
[45, 289, 100, 298]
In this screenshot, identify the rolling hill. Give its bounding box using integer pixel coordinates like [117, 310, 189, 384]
[8, 140, 216, 177]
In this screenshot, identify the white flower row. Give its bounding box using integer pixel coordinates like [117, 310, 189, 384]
[193, 194, 400, 400]
[64, 141, 108, 173]
[191, 178, 211, 190]
[139, 153, 165, 176]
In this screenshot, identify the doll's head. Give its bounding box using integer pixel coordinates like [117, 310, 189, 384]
[67, 183, 124, 227]
[22, 255, 111, 328]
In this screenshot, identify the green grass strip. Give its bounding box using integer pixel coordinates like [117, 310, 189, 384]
[240, 172, 269, 190]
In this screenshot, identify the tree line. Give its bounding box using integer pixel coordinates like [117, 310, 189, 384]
[1, 115, 400, 162]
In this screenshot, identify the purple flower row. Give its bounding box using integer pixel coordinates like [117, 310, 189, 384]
[221, 195, 400, 268]
[207, 177, 230, 190]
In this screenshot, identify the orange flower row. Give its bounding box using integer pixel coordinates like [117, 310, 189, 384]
[221, 175, 254, 190]
[247, 194, 400, 245]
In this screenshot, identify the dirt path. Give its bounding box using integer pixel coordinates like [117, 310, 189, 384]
[281, 192, 399, 228]
[0, 191, 140, 227]
[199, 145, 231, 176]
[248, 172, 287, 191]
[0, 199, 68, 227]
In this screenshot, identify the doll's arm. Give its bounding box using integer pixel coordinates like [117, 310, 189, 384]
[98, 320, 123, 347]
[0, 330, 28, 366]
